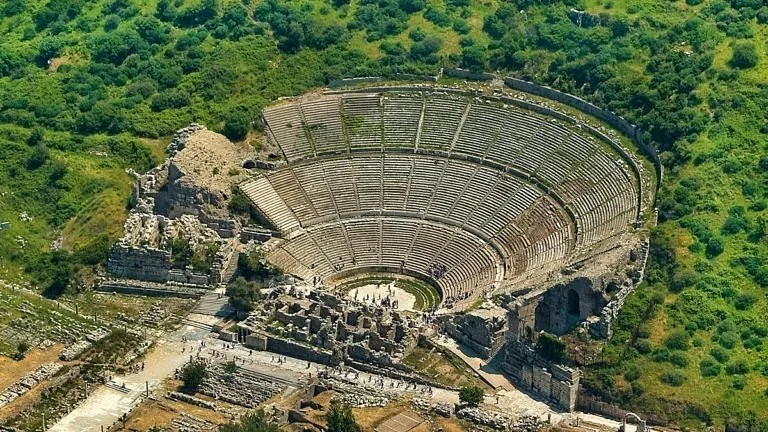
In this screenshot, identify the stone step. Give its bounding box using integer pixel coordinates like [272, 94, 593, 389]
[104, 381, 131, 394]
[236, 365, 300, 388]
[181, 318, 214, 331]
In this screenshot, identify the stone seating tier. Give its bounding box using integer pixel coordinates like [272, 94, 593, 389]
[253, 90, 642, 308]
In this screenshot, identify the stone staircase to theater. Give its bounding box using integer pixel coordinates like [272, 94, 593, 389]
[191, 292, 232, 317]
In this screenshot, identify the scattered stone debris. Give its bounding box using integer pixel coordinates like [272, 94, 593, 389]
[0, 363, 63, 409]
[456, 406, 512, 430]
[241, 287, 419, 369]
[170, 412, 218, 432]
[167, 391, 218, 411]
[177, 361, 285, 408]
[59, 328, 110, 361]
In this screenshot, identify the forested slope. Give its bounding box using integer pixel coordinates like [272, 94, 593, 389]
[0, 0, 767, 427]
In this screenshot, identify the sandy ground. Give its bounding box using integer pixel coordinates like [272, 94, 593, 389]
[48, 325, 210, 432]
[348, 282, 416, 311]
[0, 345, 63, 392]
[47, 307, 637, 432]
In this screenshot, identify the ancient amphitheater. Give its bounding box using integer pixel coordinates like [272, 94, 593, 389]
[240, 86, 654, 312]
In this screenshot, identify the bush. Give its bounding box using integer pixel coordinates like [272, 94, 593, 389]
[222, 111, 250, 141]
[711, 346, 730, 363]
[635, 338, 653, 354]
[743, 335, 763, 350]
[660, 370, 687, 387]
[181, 361, 208, 392]
[719, 332, 739, 349]
[26, 144, 49, 170]
[706, 237, 725, 258]
[624, 365, 642, 381]
[459, 386, 484, 407]
[652, 348, 671, 363]
[665, 329, 690, 350]
[226, 277, 261, 313]
[537, 332, 566, 363]
[730, 42, 758, 69]
[733, 376, 747, 390]
[725, 359, 749, 375]
[219, 410, 280, 432]
[700, 356, 721, 377]
[327, 401, 362, 432]
[670, 351, 689, 367]
[734, 292, 757, 310]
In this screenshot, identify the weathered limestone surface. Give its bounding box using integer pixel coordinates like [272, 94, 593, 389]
[440, 304, 507, 358]
[239, 285, 418, 368]
[501, 340, 579, 411]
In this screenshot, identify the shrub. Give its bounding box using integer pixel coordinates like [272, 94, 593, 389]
[652, 348, 671, 363]
[624, 365, 642, 381]
[327, 401, 362, 432]
[700, 357, 721, 377]
[726, 359, 749, 375]
[670, 352, 690, 367]
[719, 332, 739, 349]
[733, 376, 747, 390]
[219, 410, 280, 432]
[459, 386, 484, 407]
[26, 144, 49, 170]
[706, 237, 725, 258]
[222, 112, 250, 141]
[711, 346, 730, 363]
[635, 338, 653, 354]
[730, 42, 758, 69]
[734, 292, 757, 310]
[743, 335, 763, 350]
[537, 332, 565, 363]
[666, 330, 690, 350]
[181, 361, 208, 392]
[660, 370, 687, 386]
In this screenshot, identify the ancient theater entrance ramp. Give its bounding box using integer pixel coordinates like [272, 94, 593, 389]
[375, 411, 424, 432]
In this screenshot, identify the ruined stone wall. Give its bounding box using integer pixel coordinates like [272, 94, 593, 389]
[265, 334, 340, 366]
[440, 308, 507, 359]
[107, 245, 171, 283]
[501, 340, 580, 411]
[589, 240, 650, 338]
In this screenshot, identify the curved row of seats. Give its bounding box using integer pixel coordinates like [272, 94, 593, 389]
[255, 89, 641, 307]
[261, 154, 572, 259]
[263, 91, 638, 249]
[267, 217, 498, 303]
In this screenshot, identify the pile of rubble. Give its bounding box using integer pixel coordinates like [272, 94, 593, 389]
[170, 412, 217, 432]
[60, 328, 110, 361]
[456, 406, 512, 431]
[332, 392, 389, 408]
[510, 416, 545, 432]
[184, 362, 285, 408]
[0, 363, 63, 409]
[168, 123, 205, 155]
[140, 302, 167, 326]
[167, 391, 218, 411]
[410, 398, 451, 417]
[242, 287, 419, 369]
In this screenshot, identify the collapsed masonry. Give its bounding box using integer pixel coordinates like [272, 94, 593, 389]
[505, 239, 650, 341]
[238, 285, 419, 368]
[437, 239, 649, 411]
[106, 124, 257, 290]
[439, 303, 507, 359]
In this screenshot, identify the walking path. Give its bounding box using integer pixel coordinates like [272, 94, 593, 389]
[48, 325, 210, 432]
[48, 317, 642, 432]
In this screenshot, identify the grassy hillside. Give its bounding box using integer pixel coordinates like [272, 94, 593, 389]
[1, 0, 767, 427]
